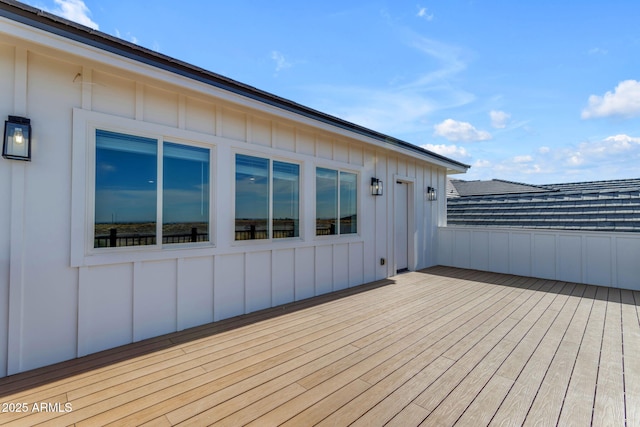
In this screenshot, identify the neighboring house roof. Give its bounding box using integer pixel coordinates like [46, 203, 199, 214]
[447, 178, 640, 232]
[447, 179, 549, 197]
[0, 0, 469, 173]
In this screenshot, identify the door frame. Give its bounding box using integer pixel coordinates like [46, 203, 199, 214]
[393, 175, 415, 275]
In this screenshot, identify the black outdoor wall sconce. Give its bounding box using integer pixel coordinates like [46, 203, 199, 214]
[371, 177, 383, 196]
[3, 116, 31, 161]
[427, 186, 437, 201]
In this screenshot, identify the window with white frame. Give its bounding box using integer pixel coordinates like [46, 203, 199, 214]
[94, 130, 210, 248]
[235, 153, 300, 240]
[316, 167, 357, 235]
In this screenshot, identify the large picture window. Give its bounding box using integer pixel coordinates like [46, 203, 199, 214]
[235, 154, 299, 240]
[316, 167, 358, 235]
[162, 142, 210, 243]
[94, 130, 210, 248]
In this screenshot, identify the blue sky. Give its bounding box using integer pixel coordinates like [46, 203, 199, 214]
[27, 0, 640, 184]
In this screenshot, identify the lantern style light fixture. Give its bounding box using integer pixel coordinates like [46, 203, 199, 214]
[427, 186, 437, 201]
[371, 177, 383, 196]
[3, 116, 31, 161]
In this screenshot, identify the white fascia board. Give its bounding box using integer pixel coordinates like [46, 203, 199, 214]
[0, 17, 468, 173]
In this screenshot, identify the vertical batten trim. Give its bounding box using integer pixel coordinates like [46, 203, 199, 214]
[273, 123, 279, 149]
[178, 94, 186, 129]
[174, 258, 179, 331]
[81, 67, 92, 110]
[611, 235, 617, 287]
[76, 266, 88, 357]
[13, 47, 27, 115]
[242, 253, 247, 314]
[214, 105, 222, 136]
[135, 82, 143, 120]
[176, 258, 183, 330]
[6, 46, 28, 376]
[580, 234, 586, 284]
[246, 115, 253, 145]
[132, 261, 140, 341]
[213, 256, 219, 322]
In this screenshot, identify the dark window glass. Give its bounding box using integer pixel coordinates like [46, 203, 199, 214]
[316, 168, 358, 236]
[163, 142, 210, 244]
[235, 154, 269, 240]
[95, 130, 157, 247]
[316, 167, 338, 235]
[273, 161, 300, 238]
[340, 171, 357, 234]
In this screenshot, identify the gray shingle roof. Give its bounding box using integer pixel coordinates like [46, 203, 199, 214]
[447, 178, 640, 232]
[448, 179, 549, 197]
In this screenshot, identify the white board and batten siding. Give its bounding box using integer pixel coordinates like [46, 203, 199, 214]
[438, 226, 640, 290]
[0, 17, 452, 376]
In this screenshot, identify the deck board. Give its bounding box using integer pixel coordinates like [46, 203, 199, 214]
[522, 284, 591, 427]
[0, 266, 637, 427]
[557, 286, 609, 426]
[488, 282, 579, 427]
[592, 288, 626, 427]
[621, 289, 640, 427]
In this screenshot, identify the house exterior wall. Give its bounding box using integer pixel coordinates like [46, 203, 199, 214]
[0, 19, 448, 376]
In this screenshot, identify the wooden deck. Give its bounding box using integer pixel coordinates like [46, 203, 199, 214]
[1, 266, 638, 426]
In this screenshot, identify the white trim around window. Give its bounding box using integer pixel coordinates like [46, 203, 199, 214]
[314, 165, 360, 238]
[231, 149, 304, 245]
[71, 108, 216, 267]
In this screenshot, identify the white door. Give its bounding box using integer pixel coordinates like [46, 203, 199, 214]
[395, 181, 409, 272]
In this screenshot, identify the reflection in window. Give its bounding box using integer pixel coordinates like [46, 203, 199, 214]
[316, 168, 357, 236]
[94, 130, 212, 248]
[340, 171, 357, 234]
[163, 142, 210, 244]
[235, 154, 269, 240]
[316, 168, 338, 235]
[273, 161, 300, 238]
[95, 130, 157, 247]
[235, 154, 300, 240]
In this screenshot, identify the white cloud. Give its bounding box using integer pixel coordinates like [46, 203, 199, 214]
[558, 134, 640, 170]
[462, 135, 640, 183]
[406, 36, 467, 87]
[603, 134, 640, 146]
[489, 110, 511, 129]
[466, 158, 547, 180]
[473, 159, 492, 168]
[417, 7, 434, 21]
[588, 47, 608, 55]
[309, 36, 472, 135]
[52, 0, 98, 30]
[271, 51, 292, 73]
[513, 155, 533, 163]
[319, 84, 441, 133]
[433, 119, 491, 142]
[490, 161, 549, 177]
[567, 154, 584, 166]
[581, 80, 640, 119]
[297, 30, 473, 138]
[422, 143, 470, 159]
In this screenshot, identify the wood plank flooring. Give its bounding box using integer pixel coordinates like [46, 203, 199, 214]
[0, 266, 638, 426]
